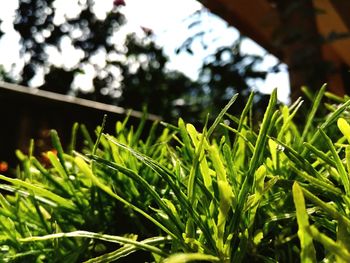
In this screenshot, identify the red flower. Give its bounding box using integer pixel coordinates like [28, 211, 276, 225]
[114, 0, 126, 6]
[0, 161, 8, 173]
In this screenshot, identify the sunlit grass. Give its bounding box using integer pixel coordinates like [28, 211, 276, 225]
[1, 86, 350, 262]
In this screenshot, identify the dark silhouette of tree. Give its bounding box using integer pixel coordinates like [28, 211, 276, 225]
[0, 1, 269, 122]
[198, 39, 269, 116]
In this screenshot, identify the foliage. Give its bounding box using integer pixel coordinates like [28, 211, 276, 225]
[0, 1, 268, 122]
[1, 87, 350, 261]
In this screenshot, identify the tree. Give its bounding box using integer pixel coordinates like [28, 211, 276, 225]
[0, 1, 269, 123]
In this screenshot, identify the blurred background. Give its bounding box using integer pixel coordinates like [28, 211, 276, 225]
[0, 0, 349, 167]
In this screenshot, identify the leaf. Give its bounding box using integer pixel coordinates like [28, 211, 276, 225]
[47, 151, 68, 179]
[303, 142, 336, 167]
[337, 220, 350, 263]
[319, 129, 350, 195]
[50, 129, 67, 172]
[216, 180, 234, 255]
[0, 175, 75, 210]
[309, 225, 350, 262]
[301, 84, 326, 142]
[31, 157, 70, 196]
[289, 165, 342, 196]
[338, 118, 350, 144]
[186, 124, 212, 200]
[207, 93, 238, 137]
[292, 182, 316, 263]
[80, 124, 94, 150]
[92, 114, 107, 155]
[268, 139, 278, 169]
[83, 236, 170, 263]
[306, 96, 350, 152]
[163, 253, 220, 263]
[273, 138, 340, 194]
[68, 122, 79, 155]
[20, 231, 170, 258]
[301, 187, 350, 229]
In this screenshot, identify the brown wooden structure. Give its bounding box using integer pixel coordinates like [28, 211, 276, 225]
[202, 0, 350, 96]
[0, 81, 160, 167]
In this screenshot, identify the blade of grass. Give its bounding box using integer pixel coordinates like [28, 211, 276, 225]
[30, 196, 51, 233]
[80, 124, 94, 150]
[292, 182, 317, 263]
[305, 95, 350, 153]
[277, 100, 304, 141]
[0, 175, 75, 210]
[116, 110, 131, 135]
[337, 219, 350, 263]
[289, 165, 342, 196]
[92, 114, 107, 155]
[3, 249, 54, 261]
[163, 252, 220, 263]
[47, 151, 68, 179]
[303, 142, 336, 168]
[207, 93, 238, 138]
[301, 84, 326, 142]
[319, 128, 350, 195]
[131, 110, 146, 146]
[230, 92, 255, 166]
[186, 123, 212, 203]
[0, 184, 57, 207]
[30, 157, 70, 197]
[338, 118, 350, 144]
[301, 186, 350, 228]
[20, 231, 170, 258]
[68, 122, 79, 155]
[83, 236, 170, 263]
[309, 225, 350, 262]
[51, 129, 68, 173]
[178, 118, 195, 158]
[325, 91, 345, 103]
[272, 138, 335, 185]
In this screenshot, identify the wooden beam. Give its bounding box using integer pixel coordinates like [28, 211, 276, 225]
[330, 0, 350, 30]
[0, 81, 161, 121]
[202, 0, 282, 58]
[313, 0, 350, 66]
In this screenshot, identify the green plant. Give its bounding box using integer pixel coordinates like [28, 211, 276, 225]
[1, 85, 350, 262]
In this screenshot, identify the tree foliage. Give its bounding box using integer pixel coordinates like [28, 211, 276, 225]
[0, 0, 269, 122]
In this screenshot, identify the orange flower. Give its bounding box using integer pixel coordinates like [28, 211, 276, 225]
[42, 149, 58, 166]
[0, 161, 8, 173]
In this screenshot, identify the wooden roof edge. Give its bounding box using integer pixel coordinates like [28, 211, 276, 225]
[202, 0, 283, 60]
[0, 81, 162, 121]
[331, 0, 350, 30]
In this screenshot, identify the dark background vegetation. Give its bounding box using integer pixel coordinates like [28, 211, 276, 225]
[0, 0, 270, 123]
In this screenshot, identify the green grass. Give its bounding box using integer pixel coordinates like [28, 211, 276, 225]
[1, 87, 350, 262]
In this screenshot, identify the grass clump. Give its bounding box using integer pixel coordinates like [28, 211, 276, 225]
[1, 86, 350, 262]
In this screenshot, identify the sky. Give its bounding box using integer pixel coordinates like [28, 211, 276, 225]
[120, 0, 290, 103]
[0, 0, 290, 103]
